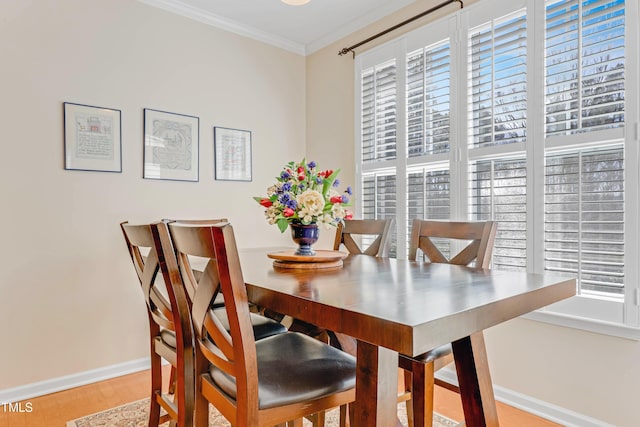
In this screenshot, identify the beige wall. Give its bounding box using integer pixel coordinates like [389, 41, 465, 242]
[305, 1, 640, 426]
[0, 0, 303, 389]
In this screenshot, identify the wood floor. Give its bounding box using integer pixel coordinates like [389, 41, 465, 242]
[0, 366, 560, 426]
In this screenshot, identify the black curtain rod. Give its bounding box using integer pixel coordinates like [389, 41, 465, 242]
[338, 0, 463, 58]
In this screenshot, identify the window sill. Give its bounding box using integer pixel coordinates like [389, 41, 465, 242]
[522, 310, 640, 341]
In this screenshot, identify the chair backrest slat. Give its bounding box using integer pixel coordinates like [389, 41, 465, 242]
[333, 219, 394, 257]
[408, 220, 497, 268]
[162, 219, 228, 303]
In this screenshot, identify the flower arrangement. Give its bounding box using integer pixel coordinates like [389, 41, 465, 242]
[254, 159, 352, 233]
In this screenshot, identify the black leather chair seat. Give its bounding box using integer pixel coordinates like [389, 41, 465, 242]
[209, 332, 356, 409]
[213, 308, 287, 340]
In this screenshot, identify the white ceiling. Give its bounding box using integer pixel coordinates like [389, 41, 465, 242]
[139, 0, 418, 55]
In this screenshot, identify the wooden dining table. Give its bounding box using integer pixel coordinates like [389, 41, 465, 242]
[239, 248, 576, 427]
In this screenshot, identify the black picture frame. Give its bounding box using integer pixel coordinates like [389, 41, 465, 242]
[214, 126, 252, 181]
[143, 108, 199, 182]
[63, 102, 122, 173]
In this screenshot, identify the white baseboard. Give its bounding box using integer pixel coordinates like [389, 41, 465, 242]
[436, 370, 613, 427]
[0, 358, 612, 427]
[0, 358, 151, 404]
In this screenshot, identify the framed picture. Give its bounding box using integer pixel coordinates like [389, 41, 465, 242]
[143, 108, 199, 182]
[63, 102, 122, 172]
[214, 126, 252, 181]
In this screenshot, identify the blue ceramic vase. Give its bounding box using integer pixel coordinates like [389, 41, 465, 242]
[289, 222, 319, 256]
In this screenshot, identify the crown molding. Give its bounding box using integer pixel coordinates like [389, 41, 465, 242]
[138, 0, 307, 56]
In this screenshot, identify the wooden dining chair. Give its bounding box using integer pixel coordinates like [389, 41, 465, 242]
[333, 218, 394, 257]
[120, 221, 195, 427]
[155, 221, 356, 427]
[401, 219, 498, 427]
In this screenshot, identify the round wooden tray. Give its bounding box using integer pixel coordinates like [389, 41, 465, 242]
[268, 250, 348, 270]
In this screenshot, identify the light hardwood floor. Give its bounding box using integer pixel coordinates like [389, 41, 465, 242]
[0, 366, 560, 426]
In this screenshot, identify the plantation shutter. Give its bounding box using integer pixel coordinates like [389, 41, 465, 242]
[544, 147, 624, 295]
[361, 59, 397, 162]
[362, 173, 398, 256]
[468, 11, 527, 148]
[544, 0, 626, 297]
[545, 0, 625, 137]
[470, 158, 527, 271]
[407, 41, 451, 157]
[408, 168, 451, 255]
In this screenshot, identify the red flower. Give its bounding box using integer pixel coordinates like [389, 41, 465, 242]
[297, 166, 305, 174]
[298, 174, 305, 181]
[344, 210, 353, 220]
[259, 198, 273, 207]
[283, 207, 295, 217]
[330, 196, 343, 204]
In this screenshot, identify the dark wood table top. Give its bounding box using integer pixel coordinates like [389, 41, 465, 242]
[238, 247, 576, 427]
[240, 248, 576, 357]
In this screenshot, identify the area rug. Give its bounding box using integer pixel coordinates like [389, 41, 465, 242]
[66, 397, 461, 426]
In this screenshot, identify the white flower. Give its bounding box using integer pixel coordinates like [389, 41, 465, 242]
[318, 213, 335, 229]
[332, 203, 346, 220]
[296, 189, 325, 217]
[265, 206, 278, 224]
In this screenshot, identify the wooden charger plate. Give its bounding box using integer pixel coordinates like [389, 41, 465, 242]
[267, 250, 348, 270]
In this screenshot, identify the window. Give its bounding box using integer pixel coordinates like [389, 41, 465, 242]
[542, 0, 629, 318]
[544, 147, 624, 296]
[407, 41, 451, 156]
[362, 59, 397, 163]
[470, 158, 527, 271]
[355, 0, 639, 331]
[468, 11, 528, 149]
[362, 172, 398, 256]
[544, 0, 625, 136]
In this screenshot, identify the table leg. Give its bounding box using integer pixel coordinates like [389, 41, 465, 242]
[452, 331, 499, 427]
[353, 340, 399, 427]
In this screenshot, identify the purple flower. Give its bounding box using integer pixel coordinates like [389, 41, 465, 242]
[280, 171, 291, 180]
[282, 182, 292, 191]
[333, 179, 340, 187]
[342, 195, 349, 204]
[285, 199, 298, 210]
[316, 177, 323, 184]
[279, 193, 292, 205]
[345, 186, 352, 195]
[307, 161, 316, 169]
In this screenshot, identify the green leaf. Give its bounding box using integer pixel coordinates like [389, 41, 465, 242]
[322, 168, 341, 195]
[277, 218, 289, 233]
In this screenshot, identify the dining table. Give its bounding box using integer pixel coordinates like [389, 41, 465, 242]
[239, 248, 576, 427]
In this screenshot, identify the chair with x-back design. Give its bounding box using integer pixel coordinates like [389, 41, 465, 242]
[401, 219, 498, 427]
[120, 221, 194, 427]
[332, 218, 394, 257]
[155, 221, 356, 427]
